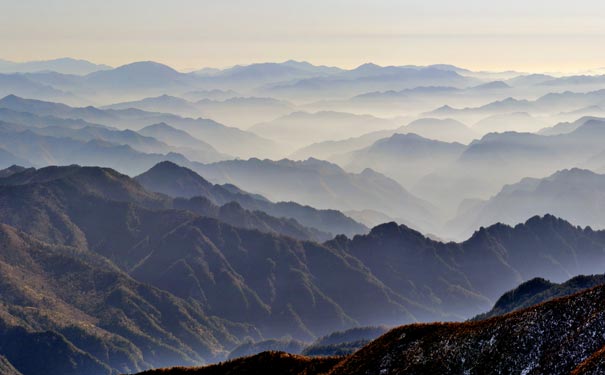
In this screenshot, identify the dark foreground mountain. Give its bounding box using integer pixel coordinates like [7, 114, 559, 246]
[140, 282, 605, 375]
[473, 273, 605, 320]
[330, 283, 605, 375]
[133, 352, 341, 375]
[0, 165, 431, 373]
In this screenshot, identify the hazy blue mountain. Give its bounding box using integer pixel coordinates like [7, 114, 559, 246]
[0, 148, 31, 168]
[135, 161, 368, 238]
[425, 90, 605, 123]
[6, 61, 204, 103]
[304, 80, 516, 118]
[403, 118, 477, 143]
[192, 157, 438, 233]
[447, 168, 605, 239]
[334, 132, 466, 190]
[506, 73, 555, 86]
[0, 94, 119, 124]
[0, 107, 112, 130]
[104, 94, 202, 117]
[0, 75, 74, 103]
[193, 97, 295, 128]
[104, 95, 295, 127]
[539, 116, 605, 135]
[0, 105, 231, 163]
[289, 129, 394, 160]
[539, 74, 605, 87]
[192, 60, 343, 91]
[249, 111, 398, 148]
[180, 89, 240, 101]
[471, 80, 511, 90]
[29, 125, 172, 154]
[138, 123, 229, 162]
[0, 57, 110, 75]
[0, 123, 189, 175]
[413, 119, 605, 218]
[473, 112, 547, 133]
[84, 61, 191, 89]
[0, 95, 277, 158]
[557, 106, 605, 121]
[264, 64, 478, 99]
[425, 97, 532, 118]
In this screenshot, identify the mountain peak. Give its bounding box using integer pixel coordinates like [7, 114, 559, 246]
[112, 61, 179, 74]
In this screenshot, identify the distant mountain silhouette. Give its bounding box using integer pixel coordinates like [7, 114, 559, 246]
[289, 129, 393, 160]
[249, 111, 398, 148]
[0, 149, 30, 168]
[85, 61, 188, 89]
[413, 118, 605, 218]
[334, 133, 465, 199]
[138, 122, 229, 162]
[264, 65, 476, 100]
[104, 94, 202, 117]
[0, 95, 276, 158]
[402, 118, 477, 143]
[473, 112, 547, 133]
[105, 95, 295, 128]
[539, 116, 605, 135]
[0, 121, 189, 175]
[192, 157, 437, 232]
[447, 168, 605, 239]
[0, 57, 110, 75]
[0, 75, 74, 103]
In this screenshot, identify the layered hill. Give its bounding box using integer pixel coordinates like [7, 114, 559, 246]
[448, 168, 605, 239]
[192, 158, 438, 233]
[0, 95, 275, 158]
[3, 165, 605, 374]
[135, 161, 367, 238]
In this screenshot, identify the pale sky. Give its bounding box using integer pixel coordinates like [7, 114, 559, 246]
[2, 0, 605, 72]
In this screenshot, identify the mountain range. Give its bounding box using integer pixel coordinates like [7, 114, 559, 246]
[249, 111, 399, 149]
[448, 168, 605, 239]
[4, 56, 605, 375]
[134, 161, 367, 238]
[190, 157, 438, 232]
[0, 95, 276, 159]
[0, 58, 111, 75]
[104, 95, 295, 128]
[3, 162, 605, 374]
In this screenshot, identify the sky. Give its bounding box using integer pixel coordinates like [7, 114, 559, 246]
[2, 0, 605, 73]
